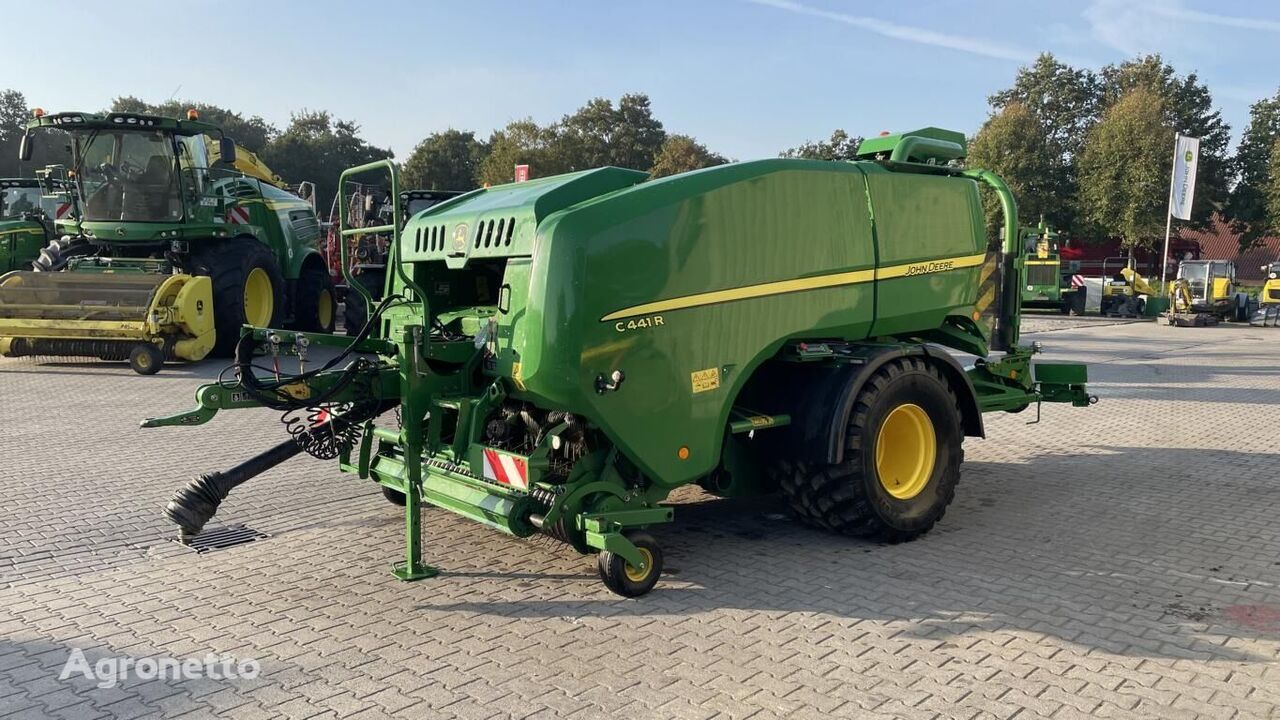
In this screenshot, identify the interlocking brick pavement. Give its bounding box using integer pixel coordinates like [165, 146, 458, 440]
[1, 316, 1278, 719]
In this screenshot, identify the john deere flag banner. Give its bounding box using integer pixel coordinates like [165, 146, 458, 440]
[1170, 134, 1200, 221]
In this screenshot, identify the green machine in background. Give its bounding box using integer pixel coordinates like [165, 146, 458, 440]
[1020, 220, 1080, 314]
[0, 175, 72, 272]
[148, 127, 1093, 597]
[0, 110, 333, 374]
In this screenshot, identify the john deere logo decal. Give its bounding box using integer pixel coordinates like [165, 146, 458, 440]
[452, 224, 468, 252]
[1185, 150, 1194, 162]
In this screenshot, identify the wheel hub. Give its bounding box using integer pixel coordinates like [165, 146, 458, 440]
[875, 403, 937, 500]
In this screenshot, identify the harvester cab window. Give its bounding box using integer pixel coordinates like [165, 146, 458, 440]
[0, 186, 40, 217]
[177, 134, 210, 198]
[78, 130, 182, 223]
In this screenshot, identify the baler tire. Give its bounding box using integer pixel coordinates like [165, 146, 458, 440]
[194, 241, 285, 358]
[597, 531, 663, 598]
[382, 486, 407, 506]
[343, 269, 385, 337]
[292, 263, 337, 334]
[32, 236, 93, 272]
[128, 344, 164, 375]
[776, 357, 963, 543]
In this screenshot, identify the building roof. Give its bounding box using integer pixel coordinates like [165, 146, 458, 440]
[1176, 216, 1280, 283]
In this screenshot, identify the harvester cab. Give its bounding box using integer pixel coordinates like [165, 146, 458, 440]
[0, 175, 73, 272]
[147, 129, 1093, 598]
[0, 110, 334, 374]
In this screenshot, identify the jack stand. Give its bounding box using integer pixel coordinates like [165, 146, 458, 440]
[392, 487, 438, 581]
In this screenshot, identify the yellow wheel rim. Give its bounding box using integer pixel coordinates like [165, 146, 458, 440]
[318, 289, 334, 329]
[243, 268, 274, 327]
[875, 403, 937, 500]
[135, 351, 151, 370]
[624, 548, 653, 583]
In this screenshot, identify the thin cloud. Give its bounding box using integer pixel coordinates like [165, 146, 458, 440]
[747, 0, 1035, 63]
[1146, 5, 1280, 33]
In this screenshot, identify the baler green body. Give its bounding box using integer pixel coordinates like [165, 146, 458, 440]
[407, 160, 988, 487]
[150, 128, 1092, 595]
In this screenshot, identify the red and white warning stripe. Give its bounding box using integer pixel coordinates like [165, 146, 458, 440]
[55, 202, 72, 219]
[1070, 274, 1086, 288]
[482, 448, 529, 490]
[225, 206, 251, 224]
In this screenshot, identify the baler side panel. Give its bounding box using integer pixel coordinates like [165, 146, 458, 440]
[530, 162, 878, 487]
[864, 170, 986, 337]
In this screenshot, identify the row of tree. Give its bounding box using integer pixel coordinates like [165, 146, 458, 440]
[3, 61, 1279, 251]
[968, 53, 1280, 251]
[401, 93, 727, 191]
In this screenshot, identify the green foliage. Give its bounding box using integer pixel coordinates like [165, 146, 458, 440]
[0, 89, 29, 177]
[990, 53, 1100, 160]
[110, 96, 277, 153]
[259, 110, 392, 215]
[473, 93, 716, 186]
[1098, 55, 1230, 226]
[1227, 89, 1280, 247]
[780, 129, 862, 161]
[557, 93, 666, 171]
[402, 129, 486, 191]
[967, 103, 1058, 236]
[649, 135, 728, 178]
[1076, 88, 1174, 250]
[476, 119, 571, 186]
[1265, 138, 1280, 237]
[987, 53, 1097, 232]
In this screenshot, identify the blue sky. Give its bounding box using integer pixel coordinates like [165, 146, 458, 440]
[11, 1, 1280, 159]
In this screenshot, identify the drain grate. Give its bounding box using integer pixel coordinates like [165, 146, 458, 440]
[173, 524, 270, 553]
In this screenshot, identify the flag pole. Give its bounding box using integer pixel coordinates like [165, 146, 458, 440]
[1160, 133, 1180, 287]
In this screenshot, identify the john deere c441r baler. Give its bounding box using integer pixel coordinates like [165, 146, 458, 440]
[147, 127, 1093, 597]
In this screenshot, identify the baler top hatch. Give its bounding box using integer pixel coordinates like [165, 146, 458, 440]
[403, 167, 646, 267]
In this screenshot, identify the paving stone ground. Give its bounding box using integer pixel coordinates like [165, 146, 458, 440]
[1, 315, 1278, 719]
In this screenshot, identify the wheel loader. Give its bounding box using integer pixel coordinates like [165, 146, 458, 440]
[0, 174, 73, 272]
[146, 128, 1093, 597]
[1253, 261, 1280, 326]
[0, 109, 334, 374]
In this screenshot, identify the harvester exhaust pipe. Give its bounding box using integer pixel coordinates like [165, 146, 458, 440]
[164, 438, 304, 538]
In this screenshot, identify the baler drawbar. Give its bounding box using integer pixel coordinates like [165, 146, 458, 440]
[146, 129, 1093, 597]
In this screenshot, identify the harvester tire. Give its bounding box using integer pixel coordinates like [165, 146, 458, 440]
[128, 344, 164, 375]
[194, 241, 284, 358]
[597, 531, 663, 598]
[32, 236, 93, 272]
[382, 486, 407, 506]
[293, 263, 337, 334]
[776, 357, 963, 543]
[344, 268, 385, 337]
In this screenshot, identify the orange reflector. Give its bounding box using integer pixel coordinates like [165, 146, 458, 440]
[186, 108, 199, 120]
[32, 107, 44, 118]
[677, 446, 690, 460]
[879, 130, 890, 136]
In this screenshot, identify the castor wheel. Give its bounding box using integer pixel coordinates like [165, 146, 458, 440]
[128, 344, 164, 375]
[597, 531, 663, 598]
[382, 486, 407, 506]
